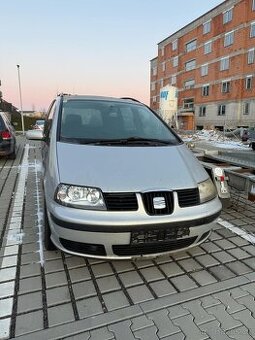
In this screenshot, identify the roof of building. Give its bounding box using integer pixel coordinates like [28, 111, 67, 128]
[157, 0, 236, 47]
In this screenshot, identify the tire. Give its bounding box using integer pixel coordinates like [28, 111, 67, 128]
[8, 148, 16, 160]
[252, 142, 255, 151]
[9, 152, 16, 160]
[44, 202, 56, 250]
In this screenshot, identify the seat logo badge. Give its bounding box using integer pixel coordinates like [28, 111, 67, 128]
[153, 197, 166, 209]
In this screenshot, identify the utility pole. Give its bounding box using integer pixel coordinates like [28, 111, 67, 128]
[16, 65, 25, 135]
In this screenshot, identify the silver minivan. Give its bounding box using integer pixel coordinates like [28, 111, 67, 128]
[42, 94, 222, 259]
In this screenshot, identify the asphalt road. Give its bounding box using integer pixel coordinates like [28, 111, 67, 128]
[1, 136, 255, 340]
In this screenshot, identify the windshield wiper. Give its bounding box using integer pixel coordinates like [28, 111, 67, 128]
[93, 137, 173, 146]
[60, 137, 101, 144]
[60, 136, 174, 146]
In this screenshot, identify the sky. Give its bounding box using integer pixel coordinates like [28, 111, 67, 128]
[0, 0, 223, 112]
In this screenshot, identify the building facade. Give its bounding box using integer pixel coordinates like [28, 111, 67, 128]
[150, 0, 255, 130]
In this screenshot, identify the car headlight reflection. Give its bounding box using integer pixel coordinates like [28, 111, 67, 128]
[198, 178, 217, 203]
[55, 184, 106, 210]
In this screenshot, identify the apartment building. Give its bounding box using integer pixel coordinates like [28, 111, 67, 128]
[150, 0, 255, 130]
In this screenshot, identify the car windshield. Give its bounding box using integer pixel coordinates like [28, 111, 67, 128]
[59, 99, 181, 146]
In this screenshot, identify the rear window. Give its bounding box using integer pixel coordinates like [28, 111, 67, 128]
[59, 99, 181, 145]
[0, 115, 5, 130]
[36, 120, 45, 126]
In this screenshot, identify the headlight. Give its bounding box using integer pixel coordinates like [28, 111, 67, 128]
[198, 178, 217, 203]
[55, 184, 106, 210]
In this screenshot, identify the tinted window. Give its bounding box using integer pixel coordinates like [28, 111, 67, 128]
[0, 116, 4, 130]
[59, 100, 180, 145]
[0, 115, 6, 130]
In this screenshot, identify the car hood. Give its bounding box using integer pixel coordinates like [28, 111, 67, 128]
[56, 142, 208, 192]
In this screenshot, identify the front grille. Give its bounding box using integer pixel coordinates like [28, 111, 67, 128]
[103, 193, 138, 211]
[60, 238, 106, 256]
[142, 191, 173, 215]
[112, 236, 197, 256]
[177, 188, 200, 207]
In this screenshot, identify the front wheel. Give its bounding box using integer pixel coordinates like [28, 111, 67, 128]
[44, 201, 56, 250]
[251, 142, 255, 151]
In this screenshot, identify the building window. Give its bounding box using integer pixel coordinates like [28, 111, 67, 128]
[247, 48, 255, 64]
[172, 39, 178, 51]
[243, 103, 250, 115]
[220, 56, 230, 71]
[171, 75, 177, 85]
[184, 79, 195, 89]
[186, 39, 197, 52]
[202, 84, 210, 96]
[162, 62, 166, 72]
[161, 46, 164, 56]
[223, 8, 233, 24]
[250, 22, 255, 38]
[245, 75, 253, 89]
[160, 79, 164, 88]
[224, 31, 234, 47]
[253, 0, 255, 11]
[204, 41, 212, 54]
[152, 66, 157, 76]
[222, 81, 230, 93]
[199, 106, 206, 116]
[151, 82, 156, 91]
[201, 64, 209, 76]
[173, 56, 178, 67]
[218, 104, 226, 115]
[185, 59, 196, 71]
[203, 20, 211, 34]
[152, 96, 157, 103]
[183, 98, 194, 110]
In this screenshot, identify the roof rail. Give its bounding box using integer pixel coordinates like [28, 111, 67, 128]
[120, 97, 141, 103]
[57, 93, 72, 97]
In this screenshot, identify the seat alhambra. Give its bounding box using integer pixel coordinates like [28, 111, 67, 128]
[41, 94, 222, 259]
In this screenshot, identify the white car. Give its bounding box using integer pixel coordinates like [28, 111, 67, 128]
[33, 119, 45, 130]
[26, 119, 45, 140]
[41, 94, 222, 260]
[26, 129, 44, 140]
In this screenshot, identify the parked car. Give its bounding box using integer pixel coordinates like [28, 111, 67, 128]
[33, 119, 45, 130]
[0, 112, 16, 159]
[248, 128, 255, 151]
[26, 119, 45, 140]
[26, 129, 44, 140]
[41, 94, 222, 259]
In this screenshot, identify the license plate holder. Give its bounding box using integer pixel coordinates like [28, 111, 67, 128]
[131, 227, 190, 245]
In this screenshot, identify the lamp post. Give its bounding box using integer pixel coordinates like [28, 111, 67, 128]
[16, 65, 25, 135]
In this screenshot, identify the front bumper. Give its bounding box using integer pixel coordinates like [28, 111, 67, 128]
[46, 194, 222, 259]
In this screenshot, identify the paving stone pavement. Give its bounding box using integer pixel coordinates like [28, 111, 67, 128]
[0, 137, 255, 339]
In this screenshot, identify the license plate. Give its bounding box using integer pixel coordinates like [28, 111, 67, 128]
[131, 227, 190, 244]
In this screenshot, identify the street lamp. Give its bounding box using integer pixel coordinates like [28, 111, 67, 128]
[16, 65, 25, 135]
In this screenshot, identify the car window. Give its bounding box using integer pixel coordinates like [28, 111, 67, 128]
[47, 101, 56, 121]
[44, 100, 56, 140]
[0, 115, 5, 130]
[59, 100, 181, 144]
[36, 120, 45, 126]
